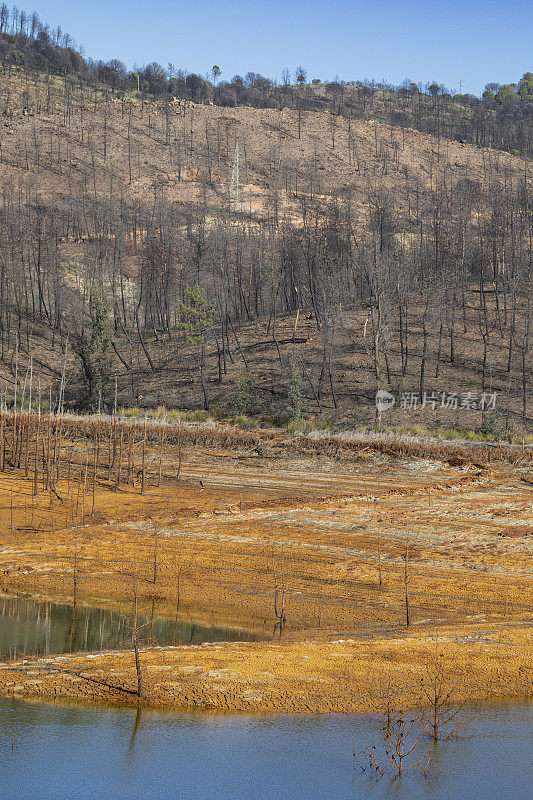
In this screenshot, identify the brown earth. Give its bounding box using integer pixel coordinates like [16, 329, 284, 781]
[5, 290, 533, 433]
[1, 72, 522, 216]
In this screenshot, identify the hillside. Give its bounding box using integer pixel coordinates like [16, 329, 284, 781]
[0, 71, 527, 210]
[0, 68, 530, 435]
[1, 20, 532, 159]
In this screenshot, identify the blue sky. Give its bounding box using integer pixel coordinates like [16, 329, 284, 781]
[27, 0, 531, 94]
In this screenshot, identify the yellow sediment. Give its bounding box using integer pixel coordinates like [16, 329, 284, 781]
[0, 436, 531, 712]
[0, 625, 530, 713]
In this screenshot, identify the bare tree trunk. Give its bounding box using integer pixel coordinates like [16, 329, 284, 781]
[404, 536, 411, 627]
[141, 415, 147, 494]
[152, 522, 158, 584]
[132, 581, 143, 699]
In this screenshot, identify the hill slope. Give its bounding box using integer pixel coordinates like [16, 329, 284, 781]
[0, 70, 530, 433]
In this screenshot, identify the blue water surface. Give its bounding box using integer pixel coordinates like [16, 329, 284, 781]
[0, 698, 530, 800]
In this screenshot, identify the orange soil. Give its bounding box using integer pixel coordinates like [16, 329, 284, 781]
[0, 435, 531, 711]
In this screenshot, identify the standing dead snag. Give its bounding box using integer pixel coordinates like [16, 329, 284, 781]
[404, 534, 411, 627]
[81, 455, 88, 525]
[72, 525, 78, 608]
[158, 430, 164, 486]
[175, 566, 181, 617]
[91, 420, 99, 515]
[176, 425, 183, 481]
[152, 522, 159, 584]
[377, 530, 383, 586]
[141, 414, 147, 494]
[116, 424, 123, 489]
[421, 642, 469, 741]
[132, 580, 143, 700]
[45, 408, 52, 492]
[33, 400, 41, 497]
[274, 588, 286, 634]
[273, 544, 286, 636]
[127, 426, 134, 485]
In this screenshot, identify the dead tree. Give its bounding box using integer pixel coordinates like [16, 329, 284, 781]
[421, 643, 469, 741]
[132, 580, 143, 700]
[404, 535, 411, 627]
[354, 715, 432, 780]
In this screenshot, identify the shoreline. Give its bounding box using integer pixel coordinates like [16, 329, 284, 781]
[0, 621, 531, 714]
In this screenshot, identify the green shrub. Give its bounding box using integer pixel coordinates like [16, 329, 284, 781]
[287, 417, 333, 434]
[287, 358, 308, 421]
[234, 372, 263, 416]
[477, 410, 500, 438]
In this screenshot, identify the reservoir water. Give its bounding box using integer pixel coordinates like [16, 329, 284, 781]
[0, 594, 530, 799]
[0, 698, 530, 800]
[0, 594, 258, 659]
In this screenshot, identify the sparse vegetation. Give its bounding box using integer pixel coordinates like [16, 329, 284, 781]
[0, 7, 529, 800]
[0, 10, 529, 434]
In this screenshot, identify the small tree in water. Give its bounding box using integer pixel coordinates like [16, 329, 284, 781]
[420, 642, 470, 742]
[355, 652, 468, 781]
[354, 714, 433, 780]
